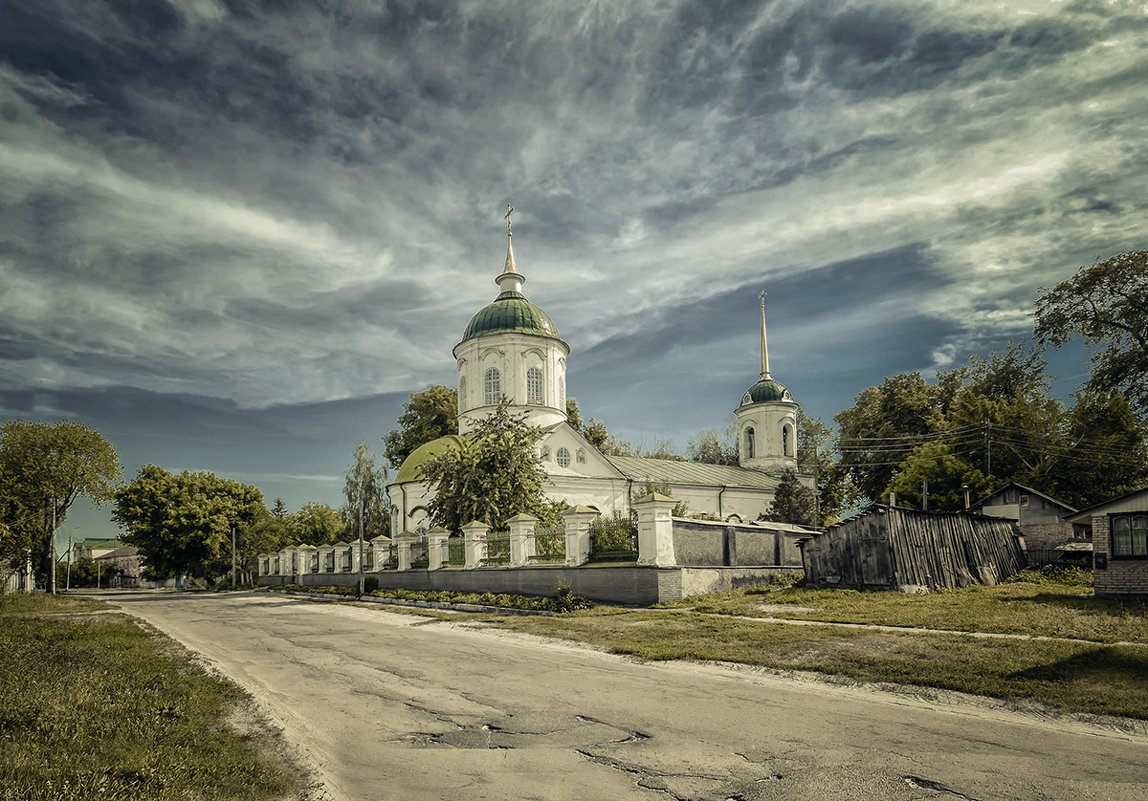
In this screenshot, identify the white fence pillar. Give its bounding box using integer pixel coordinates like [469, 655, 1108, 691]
[506, 513, 538, 567]
[461, 520, 489, 569]
[635, 492, 678, 567]
[563, 506, 598, 567]
[395, 535, 416, 571]
[426, 529, 449, 570]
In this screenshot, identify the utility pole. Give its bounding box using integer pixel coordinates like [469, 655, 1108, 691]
[49, 500, 57, 595]
[922, 479, 929, 512]
[357, 494, 365, 598]
[231, 525, 237, 589]
[984, 418, 992, 476]
[65, 535, 73, 592]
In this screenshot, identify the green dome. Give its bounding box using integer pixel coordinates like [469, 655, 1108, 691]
[395, 435, 466, 483]
[741, 379, 793, 406]
[461, 290, 560, 342]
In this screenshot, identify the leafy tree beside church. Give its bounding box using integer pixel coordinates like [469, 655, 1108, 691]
[383, 385, 458, 470]
[419, 401, 559, 532]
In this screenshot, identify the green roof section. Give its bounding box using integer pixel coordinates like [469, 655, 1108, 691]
[741, 379, 793, 406]
[395, 434, 467, 483]
[460, 290, 560, 342]
[606, 455, 781, 490]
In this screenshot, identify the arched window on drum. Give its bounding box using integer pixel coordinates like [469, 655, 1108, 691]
[527, 367, 544, 404]
[484, 367, 501, 405]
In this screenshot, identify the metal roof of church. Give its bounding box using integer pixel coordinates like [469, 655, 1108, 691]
[605, 455, 781, 490]
[460, 290, 560, 342]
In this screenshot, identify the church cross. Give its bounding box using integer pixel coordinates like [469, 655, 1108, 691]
[505, 204, 514, 237]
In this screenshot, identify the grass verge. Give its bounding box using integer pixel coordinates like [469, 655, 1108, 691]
[486, 601, 1148, 721]
[0, 593, 305, 801]
[662, 572, 1148, 644]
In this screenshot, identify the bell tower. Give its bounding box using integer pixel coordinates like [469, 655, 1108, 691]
[735, 292, 798, 472]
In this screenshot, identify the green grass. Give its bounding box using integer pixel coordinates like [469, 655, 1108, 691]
[0, 593, 303, 801]
[661, 571, 1148, 644]
[492, 608, 1148, 720]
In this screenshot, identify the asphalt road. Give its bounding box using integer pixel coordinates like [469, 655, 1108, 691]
[102, 591, 1148, 801]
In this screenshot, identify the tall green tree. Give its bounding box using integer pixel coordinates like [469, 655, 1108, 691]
[383, 385, 459, 470]
[1045, 391, 1148, 508]
[763, 468, 818, 527]
[344, 441, 390, 591]
[270, 497, 289, 519]
[886, 442, 990, 511]
[112, 466, 264, 584]
[1035, 251, 1148, 416]
[420, 401, 555, 531]
[289, 502, 346, 546]
[687, 426, 738, 466]
[835, 372, 941, 504]
[0, 421, 121, 591]
[565, 398, 584, 433]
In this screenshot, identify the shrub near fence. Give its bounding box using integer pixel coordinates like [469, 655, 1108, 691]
[589, 512, 638, 562]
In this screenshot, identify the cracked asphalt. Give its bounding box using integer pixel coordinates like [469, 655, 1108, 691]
[101, 591, 1148, 801]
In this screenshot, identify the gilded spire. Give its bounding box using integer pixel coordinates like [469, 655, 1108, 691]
[496, 203, 524, 292]
[759, 290, 771, 380]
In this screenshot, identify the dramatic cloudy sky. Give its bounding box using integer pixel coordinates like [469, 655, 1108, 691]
[2, 0, 1145, 540]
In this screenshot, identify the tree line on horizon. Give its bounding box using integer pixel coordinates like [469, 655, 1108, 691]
[3, 250, 1146, 584]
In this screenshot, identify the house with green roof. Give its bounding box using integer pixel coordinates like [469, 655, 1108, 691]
[387, 213, 813, 535]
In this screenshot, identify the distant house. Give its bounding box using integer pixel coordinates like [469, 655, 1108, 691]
[1066, 487, 1148, 599]
[799, 505, 1026, 591]
[95, 545, 143, 588]
[969, 483, 1087, 566]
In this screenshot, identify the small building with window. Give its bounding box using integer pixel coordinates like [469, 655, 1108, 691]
[1067, 487, 1148, 598]
[970, 483, 1084, 566]
[387, 219, 813, 535]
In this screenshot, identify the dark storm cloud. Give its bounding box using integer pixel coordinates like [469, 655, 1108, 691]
[1, 0, 1146, 534]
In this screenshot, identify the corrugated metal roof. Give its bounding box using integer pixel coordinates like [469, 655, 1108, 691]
[605, 455, 780, 489]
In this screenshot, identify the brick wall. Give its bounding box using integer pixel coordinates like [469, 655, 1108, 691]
[1092, 514, 1148, 598]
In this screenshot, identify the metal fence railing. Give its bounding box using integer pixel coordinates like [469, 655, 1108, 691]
[411, 538, 429, 569]
[484, 528, 511, 566]
[446, 536, 465, 566]
[588, 514, 638, 563]
[533, 522, 566, 563]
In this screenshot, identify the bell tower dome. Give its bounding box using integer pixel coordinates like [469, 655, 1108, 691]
[735, 291, 798, 472]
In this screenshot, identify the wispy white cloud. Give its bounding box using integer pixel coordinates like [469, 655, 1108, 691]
[0, 0, 1144, 426]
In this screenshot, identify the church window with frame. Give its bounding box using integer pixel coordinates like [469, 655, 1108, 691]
[484, 367, 501, 405]
[458, 376, 467, 413]
[1110, 514, 1148, 558]
[556, 447, 571, 467]
[782, 424, 793, 457]
[527, 367, 544, 404]
[744, 427, 755, 459]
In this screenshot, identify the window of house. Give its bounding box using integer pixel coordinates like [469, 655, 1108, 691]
[1019, 495, 1029, 507]
[557, 447, 571, 467]
[744, 427, 755, 459]
[458, 376, 467, 413]
[484, 367, 501, 405]
[527, 367, 543, 404]
[1111, 514, 1148, 558]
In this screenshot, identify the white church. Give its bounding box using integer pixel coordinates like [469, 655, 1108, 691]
[387, 216, 812, 536]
